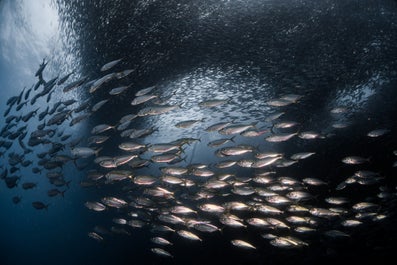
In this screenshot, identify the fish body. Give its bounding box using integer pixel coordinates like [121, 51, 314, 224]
[100, 58, 122, 71]
[135, 86, 156, 96]
[137, 105, 180, 116]
[32, 201, 49, 210]
[199, 99, 229, 108]
[231, 239, 256, 250]
[342, 156, 369, 165]
[266, 132, 297, 142]
[151, 248, 173, 258]
[131, 94, 158, 105]
[71, 147, 100, 158]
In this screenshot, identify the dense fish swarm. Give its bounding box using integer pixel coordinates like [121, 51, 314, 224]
[1, 59, 396, 259]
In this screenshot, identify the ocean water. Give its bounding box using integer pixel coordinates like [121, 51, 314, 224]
[0, 0, 397, 265]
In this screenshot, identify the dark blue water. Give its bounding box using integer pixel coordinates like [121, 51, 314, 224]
[1, 0, 397, 264]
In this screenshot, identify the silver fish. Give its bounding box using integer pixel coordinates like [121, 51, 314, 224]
[151, 237, 173, 246]
[342, 156, 369, 165]
[85, 201, 106, 211]
[91, 124, 114, 134]
[290, 152, 315, 160]
[231, 239, 256, 249]
[265, 132, 297, 142]
[131, 94, 158, 105]
[101, 58, 122, 72]
[135, 86, 155, 97]
[109, 85, 129, 95]
[151, 248, 173, 258]
[91, 99, 109, 112]
[177, 230, 202, 241]
[89, 73, 116, 93]
[137, 105, 180, 116]
[367, 128, 390, 137]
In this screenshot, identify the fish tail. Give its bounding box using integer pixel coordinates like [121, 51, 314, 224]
[45, 204, 50, 211]
[61, 190, 67, 197]
[66, 180, 72, 188]
[230, 136, 236, 143]
[270, 124, 275, 134]
[95, 147, 103, 157]
[72, 158, 79, 169]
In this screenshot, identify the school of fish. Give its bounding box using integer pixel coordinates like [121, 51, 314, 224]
[1, 58, 396, 259]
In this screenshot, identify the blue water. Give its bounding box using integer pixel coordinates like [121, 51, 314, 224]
[1, 1, 397, 265]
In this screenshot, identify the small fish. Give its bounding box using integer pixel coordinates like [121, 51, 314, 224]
[324, 230, 350, 238]
[240, 129, 268, 137]
[151, 237, 173, 246]
[265, 132, 297, 142]
[131, 94, 158, 105]
[286, 191, 313, 201]
[88, 232, 104, 242]
[266, 112, 285, 121]
[231, 239, 256, 250]
[135, 86, 155, 97]
[101, 58, 122, 72]
[62, 76, 88, 92]
[91, 99, 109, 112]
[298, 131, 325, 139]
[266, 98, 293, 107]
[119, 142, 146, 152]
[302, 178, 327, 186]
[208, 137, 235, 147]
[177, 230, 202, 241]
[367, 129, 390, 137]
[270, 236, 308, 248]
[325, 197, 349, 205]
[199, 204, 225, 213]
[151, 248, 173, 258]
[133, 175, 157, 185]
[252, 156, 281, 168]
[332, 122, 350, 129]
[171, 206, 197, 215]
[342, 156, 370, 165]
[219, 122, 257, 135]
[109, 85, 130, 95]
[205, 121, 233, 132]
[290, 152, 315, 160]
[12, 196, 22, 204]
[101, 197, 127, 208]
[137, 105, 180, 116]
[91, 124, 114, 134]
[193, 223, 220, 233]
[71, 147, 101, 158]
[273, 121, 299, 129]
[32, 201, 49, 210]
[175, 119, 204, 128]
[22, 182, 37, 190]
[47, 189, 66, 197]
[89, 73, 116, 93]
